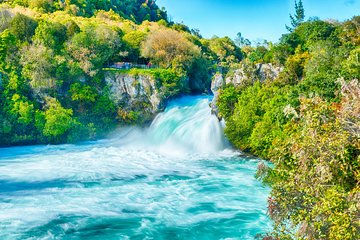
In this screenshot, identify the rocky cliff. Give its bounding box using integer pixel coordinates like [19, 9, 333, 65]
[104, 71, 165, 121]
[211, 63, 284, 116]
[224, 63, 283, 86]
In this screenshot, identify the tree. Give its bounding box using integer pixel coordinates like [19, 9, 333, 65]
[342, 47, 360, 80]
[300, 40, 342, 100]
[234, 32, 251, 48]
[21, 43, 56, 89]
[260, 88, 359, 239]
[33, 20, 67, 51]
[286, 0, 305, 32]
[217, 84, 241, 119]
[9, 13, 38, 42]
[208, 36, 243, 63]
[122, 30, 147, 62]
[141, 28, 200, 69]
[59, 0, 167, 22]
[29, 0, 54, 13]
[191, 28, 202, 38]
[248, 46, 269, 63]
[65, 20, 80, 37]
[67, 24, 122, 76]
[0, 30, 16, 72]
[340, 16, 360, 46]
[42, 97, 74, 138]
[10, 93, 34, 125]
[0, 8, 13, 32]
[295, 19, 338, 48]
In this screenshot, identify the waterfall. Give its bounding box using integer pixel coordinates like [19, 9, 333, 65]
[112, 95, 228, 155]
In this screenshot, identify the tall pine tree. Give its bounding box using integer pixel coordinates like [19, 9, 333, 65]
[286, 0, 305, 32]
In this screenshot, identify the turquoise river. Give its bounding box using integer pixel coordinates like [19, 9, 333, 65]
[0, 96, 271, 239]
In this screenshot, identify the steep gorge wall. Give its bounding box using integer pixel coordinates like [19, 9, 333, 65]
[104, 72, 165, 119]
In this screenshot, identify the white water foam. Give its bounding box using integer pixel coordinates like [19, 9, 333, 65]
[0, 95, 271, 239]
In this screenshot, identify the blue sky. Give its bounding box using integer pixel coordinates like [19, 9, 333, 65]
[156, 0, 360, 43]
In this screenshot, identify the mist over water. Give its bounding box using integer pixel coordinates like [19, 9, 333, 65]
[0, 96, 271, 239]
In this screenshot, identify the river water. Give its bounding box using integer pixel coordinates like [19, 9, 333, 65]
[0, 96, 271, 239]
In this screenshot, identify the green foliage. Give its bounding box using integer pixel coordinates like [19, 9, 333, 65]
[42, 97, 74, 139]
[33, 20, 67, 50]
[340, 16, 360, 46]
[234, 32, 251, 48]
[152, 68, 187, 97]
[0, 30, 16, 71]
[295, 19, 339, 48]
[65, 20, 80, 37]
[261, 92, 359, 239]
[5, 0, 167, 22]
[218, 12, 360, 239]
[20, 43, 56, 88]
[286, 0, 305, 32]
[248, 46, 269, 63]
[224, 82, 266, 151]
[122, 30, 146, 62]
[9, 13, 37, 42]
[117, 109, 140, 124]
[271, 34, 300, 65]
[0, 0, 206, 146]
[0, 8, 13, 32]
[91, 94, 117, 133]
[67, 23, 122, 76]
[187, 57, 211, 92]
[279, 48, 310, 84]
[141, 28, 201, 69]
[10, 93, 34, 125]
[222, 82, 296, 157]
[299, 41, 344, 100]
[217, 84, 241, 119]
[171, 23, 191, 33]
[29, 0, 53, 13]
[208, 36, 243, 64]
[341, 47, 360, 80]
[69, 82, 97, 103]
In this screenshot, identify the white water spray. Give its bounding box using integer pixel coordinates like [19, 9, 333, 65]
[111, 96, 228, 155]
[0, 95, 271, 240]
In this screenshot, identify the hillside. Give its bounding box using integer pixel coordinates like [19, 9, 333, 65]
[0, 0, 246, 146]
[0, 0, 168, 22]
[214, 10, 360, 240]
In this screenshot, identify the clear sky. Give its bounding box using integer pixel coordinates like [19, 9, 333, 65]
[156, 0, 360, 43]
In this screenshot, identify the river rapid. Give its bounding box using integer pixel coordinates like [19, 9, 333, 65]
[0, 96, 271, 239]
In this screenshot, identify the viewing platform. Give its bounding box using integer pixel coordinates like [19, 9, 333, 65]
[108, 62, 157, 70]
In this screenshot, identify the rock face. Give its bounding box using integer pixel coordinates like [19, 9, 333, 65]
[210, 73, 225, 116]
[224, 63, 283, 86]
[104, 72, 165, 115]
[256, 63, 284, 82]
[211, 63, 283, 117]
